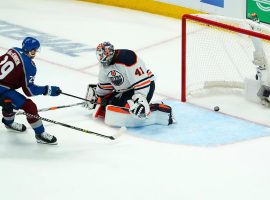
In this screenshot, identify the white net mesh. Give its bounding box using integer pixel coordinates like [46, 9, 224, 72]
[184, 14, 270, 99]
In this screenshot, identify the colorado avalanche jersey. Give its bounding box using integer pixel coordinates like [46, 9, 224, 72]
[0, 48, 46, 96]
[96, 49, 155, 97]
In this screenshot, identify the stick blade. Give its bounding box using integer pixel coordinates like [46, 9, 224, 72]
[111, 126, 126, 139]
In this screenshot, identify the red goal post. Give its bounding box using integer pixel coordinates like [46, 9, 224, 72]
[181, 14, 270, 102]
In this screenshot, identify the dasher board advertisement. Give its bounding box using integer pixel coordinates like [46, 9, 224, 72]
[246, 0, 270, 24]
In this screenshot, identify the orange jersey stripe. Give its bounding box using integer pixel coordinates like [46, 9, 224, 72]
[159, 104, 170, 109]
[100, 85, 114, 89]
[107, 105, 130, 114]
[134, 80, 151, 88]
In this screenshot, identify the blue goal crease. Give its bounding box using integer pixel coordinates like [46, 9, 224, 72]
[127, 101, 270, 146]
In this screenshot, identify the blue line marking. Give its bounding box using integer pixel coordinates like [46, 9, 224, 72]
[128, 101, 270, 146]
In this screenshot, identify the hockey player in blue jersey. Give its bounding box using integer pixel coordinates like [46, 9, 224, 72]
[0, 37, 61, 145]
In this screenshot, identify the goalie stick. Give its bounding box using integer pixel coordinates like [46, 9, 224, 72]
[21, 112, 121, 140]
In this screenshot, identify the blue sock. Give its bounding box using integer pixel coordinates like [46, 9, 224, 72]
[2, 118, 14, 125]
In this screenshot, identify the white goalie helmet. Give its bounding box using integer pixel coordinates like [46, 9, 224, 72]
[96, 42, 115, 66]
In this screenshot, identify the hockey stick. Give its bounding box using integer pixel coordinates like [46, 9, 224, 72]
[60, 92, 109, 107]
[61, 92, 92, 102]
[21, 112, 117, 140]
[16, 102, 84, 115]
[61, 91, 105, 105]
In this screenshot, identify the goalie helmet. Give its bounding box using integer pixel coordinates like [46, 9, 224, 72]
[96, 42, 115, 66]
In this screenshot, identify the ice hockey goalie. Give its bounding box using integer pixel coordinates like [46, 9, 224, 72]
[83, 42, 175, 127]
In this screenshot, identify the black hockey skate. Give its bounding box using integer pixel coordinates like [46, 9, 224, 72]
[168, 112, 176, 125]
[2, 119, 27, 132]
[35, 132, 57, 145]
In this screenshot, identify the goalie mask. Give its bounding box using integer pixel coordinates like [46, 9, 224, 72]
[96, 42, 115, 66]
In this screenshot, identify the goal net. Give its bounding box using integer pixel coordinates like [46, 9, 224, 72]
[181, 14, 270, 102]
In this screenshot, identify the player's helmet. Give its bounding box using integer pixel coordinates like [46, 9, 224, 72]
[96, 42, 115, 66]
[22, 37, 40, 52]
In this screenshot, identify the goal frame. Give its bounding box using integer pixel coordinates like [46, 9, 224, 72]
[181, 14, 270, 102]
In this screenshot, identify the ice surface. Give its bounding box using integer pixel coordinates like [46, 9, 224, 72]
[0, 0, 270, 200]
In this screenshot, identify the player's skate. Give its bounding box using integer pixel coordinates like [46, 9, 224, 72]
[2, 119, 27, 132]
[35, 132, 57, 145]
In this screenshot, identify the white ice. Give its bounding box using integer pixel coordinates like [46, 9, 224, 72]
[0, 0, 270, 200]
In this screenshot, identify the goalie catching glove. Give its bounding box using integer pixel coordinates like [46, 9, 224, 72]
[128, 94, 150, 119]
[83, 84, 109, 109]
[83, 84, 97, 110]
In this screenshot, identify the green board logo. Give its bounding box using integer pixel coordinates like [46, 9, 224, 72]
[247, 0, 270, 24]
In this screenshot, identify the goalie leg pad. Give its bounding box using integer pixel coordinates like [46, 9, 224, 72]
[104, 103, 175, 127]
[105, 105, 155, 127]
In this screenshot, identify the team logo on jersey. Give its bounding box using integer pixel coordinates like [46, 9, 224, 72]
[108, 70, 124, 86]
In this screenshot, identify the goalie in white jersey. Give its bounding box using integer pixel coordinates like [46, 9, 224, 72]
[84, 42, 174, 127]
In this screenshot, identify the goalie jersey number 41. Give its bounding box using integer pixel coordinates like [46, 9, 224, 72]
[96, 49, 155, 97]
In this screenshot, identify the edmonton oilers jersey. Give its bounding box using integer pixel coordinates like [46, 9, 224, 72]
[0, 48, 46, 96]
[96, 49, 155, 97]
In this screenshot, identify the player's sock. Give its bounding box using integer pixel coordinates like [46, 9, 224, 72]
[2, 118, 27, 132]
[35, 132, 57, 145]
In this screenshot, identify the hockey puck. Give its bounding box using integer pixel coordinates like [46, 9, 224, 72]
[214, 106, 219, 112]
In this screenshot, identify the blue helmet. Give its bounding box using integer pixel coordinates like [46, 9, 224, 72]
[22, 37, 40, 52]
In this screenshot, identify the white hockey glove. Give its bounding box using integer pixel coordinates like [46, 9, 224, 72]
[127, 94, 150, 119]
[83, 84, 97, 110]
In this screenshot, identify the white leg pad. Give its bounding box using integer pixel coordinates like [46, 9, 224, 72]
[104, 105, 171, 127]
